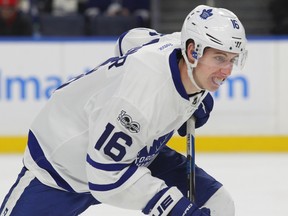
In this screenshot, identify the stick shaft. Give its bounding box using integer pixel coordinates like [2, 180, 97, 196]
[186, 117, 196, 202]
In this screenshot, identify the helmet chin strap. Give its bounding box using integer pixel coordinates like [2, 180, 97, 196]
[181, 49, 204, 92]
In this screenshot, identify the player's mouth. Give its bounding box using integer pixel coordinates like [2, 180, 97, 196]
[212, 77, 226, 86]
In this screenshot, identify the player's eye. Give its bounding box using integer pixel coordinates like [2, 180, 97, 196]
[230, 56, 239, 64]
[214, 56, 226, 64]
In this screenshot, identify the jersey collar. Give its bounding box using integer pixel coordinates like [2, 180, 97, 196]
[169, 49, 189, 100]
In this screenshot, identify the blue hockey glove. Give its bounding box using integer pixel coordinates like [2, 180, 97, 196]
[169, 197, 210, 216]
[142, 187, 210, 216]
[178, 93, 214, 136]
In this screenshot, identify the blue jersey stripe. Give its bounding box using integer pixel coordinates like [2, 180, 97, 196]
[27, 130, 75, 192]
[88, 165, 138, 191]
[117, 30, 129, 56]
[86, 154, 130, 171]
[0, 167, 28, 214]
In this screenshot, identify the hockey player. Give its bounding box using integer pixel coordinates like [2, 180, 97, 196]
[0, 5, 247, 216]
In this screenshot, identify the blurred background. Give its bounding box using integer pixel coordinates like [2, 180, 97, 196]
[0, 0, 287, 152]
[0, 0, 286, 37]
[0, 0, 288, 215]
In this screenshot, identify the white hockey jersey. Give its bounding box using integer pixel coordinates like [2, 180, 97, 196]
[23, 28, 208, 210]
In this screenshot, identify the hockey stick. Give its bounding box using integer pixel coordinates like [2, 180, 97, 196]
[186, 116, 196, 202]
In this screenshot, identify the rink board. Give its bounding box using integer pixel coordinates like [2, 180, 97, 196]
[1, 136, 288, 153]
[1, 38, 288, 153]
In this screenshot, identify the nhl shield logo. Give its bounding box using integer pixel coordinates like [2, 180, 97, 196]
[200, 9, 213, 19]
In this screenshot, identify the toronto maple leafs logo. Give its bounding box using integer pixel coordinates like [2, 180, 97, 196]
[200, 9, 213, 19]
[117, 110, 140, 133]
[134, 131, 173, 167]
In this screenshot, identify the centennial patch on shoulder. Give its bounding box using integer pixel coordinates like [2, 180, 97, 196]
[117, 110, 140, 133]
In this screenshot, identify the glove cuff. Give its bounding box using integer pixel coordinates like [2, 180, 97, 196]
[170, 197, 210, 216]
[144, 187, 183, 216]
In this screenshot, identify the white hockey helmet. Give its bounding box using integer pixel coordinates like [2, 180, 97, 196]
[180, 5, 247, 90]
[181, 5, 247, 64]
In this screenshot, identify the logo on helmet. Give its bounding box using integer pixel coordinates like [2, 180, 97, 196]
[200, 9, 213, 19]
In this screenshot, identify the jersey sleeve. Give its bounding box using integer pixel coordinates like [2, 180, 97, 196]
[114, 27, 162, 56]
[114, 28, 181, 58]
[85, 96, 169, 210]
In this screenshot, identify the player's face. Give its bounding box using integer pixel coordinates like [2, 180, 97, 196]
[194, 48, 239, 92]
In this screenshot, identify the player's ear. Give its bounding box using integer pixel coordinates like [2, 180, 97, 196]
[186, 41, 196, 62]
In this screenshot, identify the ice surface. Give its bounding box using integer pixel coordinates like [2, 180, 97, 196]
[1, 153, 287, 216]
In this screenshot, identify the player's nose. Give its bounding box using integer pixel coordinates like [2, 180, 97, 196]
[220, 64, 233, 76]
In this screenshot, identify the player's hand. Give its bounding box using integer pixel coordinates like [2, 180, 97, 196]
[193, 92, 213, 128]
[169, 197, 211, 216]
[142, 187, 210, 216]
[178, 93, 214, 136]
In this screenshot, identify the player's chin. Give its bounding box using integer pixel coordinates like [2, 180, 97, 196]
[207, 87, 219, 92]
[207, 78, 223, 92]
[205, 82, 220, 92]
